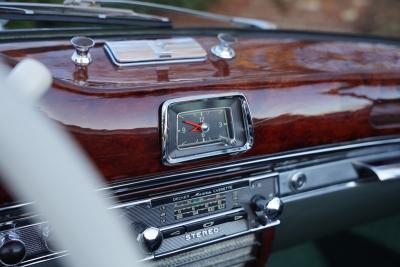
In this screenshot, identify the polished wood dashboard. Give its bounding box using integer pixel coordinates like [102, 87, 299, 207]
[0, 33, 400, 199]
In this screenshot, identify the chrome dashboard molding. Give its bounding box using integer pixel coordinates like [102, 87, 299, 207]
[281, 181, 359, 203]
[21, 252, 68, 267]
[2, 136, 400, 213]
[105, 136, 400, 192]
[0, 202, 33, 213]
[161, 93, 254, 165]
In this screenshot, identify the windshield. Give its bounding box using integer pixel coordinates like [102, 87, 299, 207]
[161, 0, 400, 37]
[3, 0, 400, 38]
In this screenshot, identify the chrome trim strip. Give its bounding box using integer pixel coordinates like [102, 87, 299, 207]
[2, 137, 400, 212]
[0, 202, 33, 212]
[10, 221, 45, 231]
[104, 136, 400, 191]
[21, 252, 68, 267]
[282, 181, 358, 203]
[109, 198, 151, 210]
[0, 214, 39, 228]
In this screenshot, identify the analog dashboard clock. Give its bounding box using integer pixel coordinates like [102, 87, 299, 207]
[161, 93, 254, 164]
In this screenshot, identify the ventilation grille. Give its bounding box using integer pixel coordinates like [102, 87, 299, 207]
[153, 234, 259, 267]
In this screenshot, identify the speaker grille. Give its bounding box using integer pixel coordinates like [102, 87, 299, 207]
[153, 234, 258, 267]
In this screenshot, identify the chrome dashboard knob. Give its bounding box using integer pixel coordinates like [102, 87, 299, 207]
[71, 36, 95, 66]
[133, 222, 163, 253]
[265, 197, 284, 220]
[252, 195, 283, 225]
[138, 227, 163, 253]
[211, 33, 237, 59]
[0, 232, 26, 266]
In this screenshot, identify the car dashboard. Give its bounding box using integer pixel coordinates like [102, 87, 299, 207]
[0, 30, 400, 266]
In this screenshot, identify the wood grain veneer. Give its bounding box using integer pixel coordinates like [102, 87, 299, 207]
[0, 33, 399, 198]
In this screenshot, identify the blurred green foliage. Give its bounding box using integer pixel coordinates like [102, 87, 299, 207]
[5, 0, 213, 29]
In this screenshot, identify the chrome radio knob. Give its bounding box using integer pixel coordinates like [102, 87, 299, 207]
[133, 222, 163, 253]
[138, 227, 163, 253]
[252, 195, 283, 225]
[0, 232, 26, 266]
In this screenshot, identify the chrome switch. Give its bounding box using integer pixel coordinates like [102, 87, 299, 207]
[71, 36, 95, 66]
[211, 33, 237, 59]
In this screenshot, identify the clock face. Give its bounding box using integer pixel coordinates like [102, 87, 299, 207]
[177, 108, 232, 150]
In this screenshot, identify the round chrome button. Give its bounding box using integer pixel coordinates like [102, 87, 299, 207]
[290, 172, 307, 191]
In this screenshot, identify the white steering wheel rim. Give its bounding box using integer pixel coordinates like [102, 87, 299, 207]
[0, 59, 145, 267]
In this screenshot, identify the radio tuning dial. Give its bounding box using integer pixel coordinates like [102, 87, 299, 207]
[252, 195, 283, 225]
[0, 232, 26, 266]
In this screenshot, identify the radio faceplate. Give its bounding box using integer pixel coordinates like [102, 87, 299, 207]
[118, 172, 281, 259]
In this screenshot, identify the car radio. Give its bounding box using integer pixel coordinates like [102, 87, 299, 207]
[0, 172, 282, 265]
[115, 172, 282, 259]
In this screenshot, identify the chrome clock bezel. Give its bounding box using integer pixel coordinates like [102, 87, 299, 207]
[161, 93, 254, 165]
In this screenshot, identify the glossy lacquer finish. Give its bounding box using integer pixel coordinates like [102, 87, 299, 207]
[1, 35, 400, 184]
